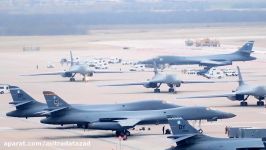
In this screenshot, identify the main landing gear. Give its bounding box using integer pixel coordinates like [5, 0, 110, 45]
[168, 88, 175, 93]
[239, 95, 249, 106]
[257, 101, 264, 106]
[256, 97, 265, 106]
[168, 84, 175, 93]
[153, 83, 162, 93]
[69, 73, 76, 82]
[240, 101, 248, 106]
[115, 130, 130, 140]
[153, 87, 175, 93]
[154, 88, 160, 93]
[82, 76, 87, 82]
[70, 77, 75, 82]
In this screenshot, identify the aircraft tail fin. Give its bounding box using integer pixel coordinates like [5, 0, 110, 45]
[43, 91, 70, 109]
[9, 86, 38, 108]
[237, 66, 245, 86]
[235, 41, 254, 56]
[153, 60, 158, 75]
[168, 117, 199, 136]
[70, 50, 74, 66]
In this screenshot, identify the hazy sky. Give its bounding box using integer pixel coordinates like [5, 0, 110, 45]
[1, 0, 266, 35]
[1, 0, 266, 14]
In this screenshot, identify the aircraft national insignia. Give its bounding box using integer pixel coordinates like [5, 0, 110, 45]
[53, 96, 59, 107]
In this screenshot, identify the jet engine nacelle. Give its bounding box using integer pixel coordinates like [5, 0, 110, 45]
[255, 96, 265, 100]
[175, 83, 181, 87]
[87, 72, 93, 77]
[88, 122, 122, 130]
[61, 72, 73, 77]
[143, 82, 158, 88]
[174, 82, 181, 87]
[228, 94, 245, 101]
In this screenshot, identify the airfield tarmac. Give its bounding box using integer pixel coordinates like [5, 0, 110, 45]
[1, 24, 266, 150]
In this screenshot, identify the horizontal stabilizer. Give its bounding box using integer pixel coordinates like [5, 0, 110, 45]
[37, 107, 68, 115]
[9, 101, 32, 107]
[167, 134, 197, 142]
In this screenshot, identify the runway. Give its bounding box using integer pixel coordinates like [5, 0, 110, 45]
[1, 24, 266, 149]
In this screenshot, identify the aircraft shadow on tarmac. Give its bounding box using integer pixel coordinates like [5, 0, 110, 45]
[41, 133, 164, 140]
[23, 78, 128, 83]
[109, 89, 220, 95]
[214, 104, 266, 108]
[13, 125, 79, 131]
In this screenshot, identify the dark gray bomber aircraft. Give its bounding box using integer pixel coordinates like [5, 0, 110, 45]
[176, 66, 266, 106]
[139, 41, 256, 74]
[167, 117, 266, 150]
[6, 86, 180, 118]
[40, 91, 235, 138]
[101, 63, 216, 93]
[22, 51, 122, 82]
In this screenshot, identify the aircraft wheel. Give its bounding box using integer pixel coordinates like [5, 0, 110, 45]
[77, 124, 82, 128]
[125, 130, 130, 136]
[240, 101, 248, 106]
[70, 78, 75, 82]
[123, 135, 127, 140]
[257, 101, 264, 106]
[0, 91, 4, 94]
[115, 131, 121, 137]
[154, 89, 160, 93]
[168, 88, 175, 93]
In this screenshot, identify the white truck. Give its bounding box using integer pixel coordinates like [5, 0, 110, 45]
[129, 64, 146, 71]
[204, 68, 225, 79]
[0, 84, 10, 94]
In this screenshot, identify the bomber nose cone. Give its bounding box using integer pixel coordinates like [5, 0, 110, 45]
[225, 112, 236, 119]
[40, 118, 48, 124]
[6, 112, 13, 117]
[138, 59, 153, 64]
[137, 60, 146, 64]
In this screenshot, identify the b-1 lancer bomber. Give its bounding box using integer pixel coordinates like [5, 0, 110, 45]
[22, 51, 122, 82]
[40, 91, 235, 138]
[140, 41, 256, 76]
[101, 63, 216, 93]
[6, 86, 180, 119]
[177, 66, 266, 106]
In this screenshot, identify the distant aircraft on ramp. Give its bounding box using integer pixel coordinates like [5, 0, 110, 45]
[22, 51, 122, 82]
[139, 41, 256, 75]
[177, 66, 266, 106]
[101, 62, 216, 93]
